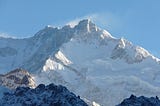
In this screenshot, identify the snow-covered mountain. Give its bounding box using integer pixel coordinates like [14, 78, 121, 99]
[0, 19, 160, 105]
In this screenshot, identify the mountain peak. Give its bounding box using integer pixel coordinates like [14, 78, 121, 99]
[78, 19, 91, 25]
[75, 19, 98, 32]
[0, 68, 36, 89]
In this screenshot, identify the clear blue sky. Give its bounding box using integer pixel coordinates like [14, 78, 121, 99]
[0, 0, 160, 57]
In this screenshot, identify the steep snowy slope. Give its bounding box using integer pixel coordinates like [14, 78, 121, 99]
[0, 26, 73, 73]
[0, 19, 160, 105]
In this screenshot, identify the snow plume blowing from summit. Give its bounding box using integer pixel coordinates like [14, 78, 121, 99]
[0, 19, 160, 106]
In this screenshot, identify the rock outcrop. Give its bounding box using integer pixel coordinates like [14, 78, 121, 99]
[0, 68, 36, 89]
[0, 83, 88, 106]
[117, 94, 160, 106]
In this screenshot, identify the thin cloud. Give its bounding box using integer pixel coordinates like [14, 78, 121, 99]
[90, 13, 123, 30]
[66, 14, 96, 27]
[0, 32, 15, 38]
[65, 13, 123, 31]
[0, 32, 33, 39]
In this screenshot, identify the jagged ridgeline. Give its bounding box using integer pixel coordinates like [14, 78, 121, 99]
[117, 95, 160, 106]
[0, 68, 35, 89]
[0, 83, 88, 106]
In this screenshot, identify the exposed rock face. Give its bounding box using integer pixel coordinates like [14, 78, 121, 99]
[0, 83, 88, 106]
[117, 95, 160, 106]
[0, 68, 36, 89]
[111, 38, 150, 64]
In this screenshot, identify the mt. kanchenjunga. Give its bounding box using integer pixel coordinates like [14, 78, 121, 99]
[0, 19, 160, 106]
